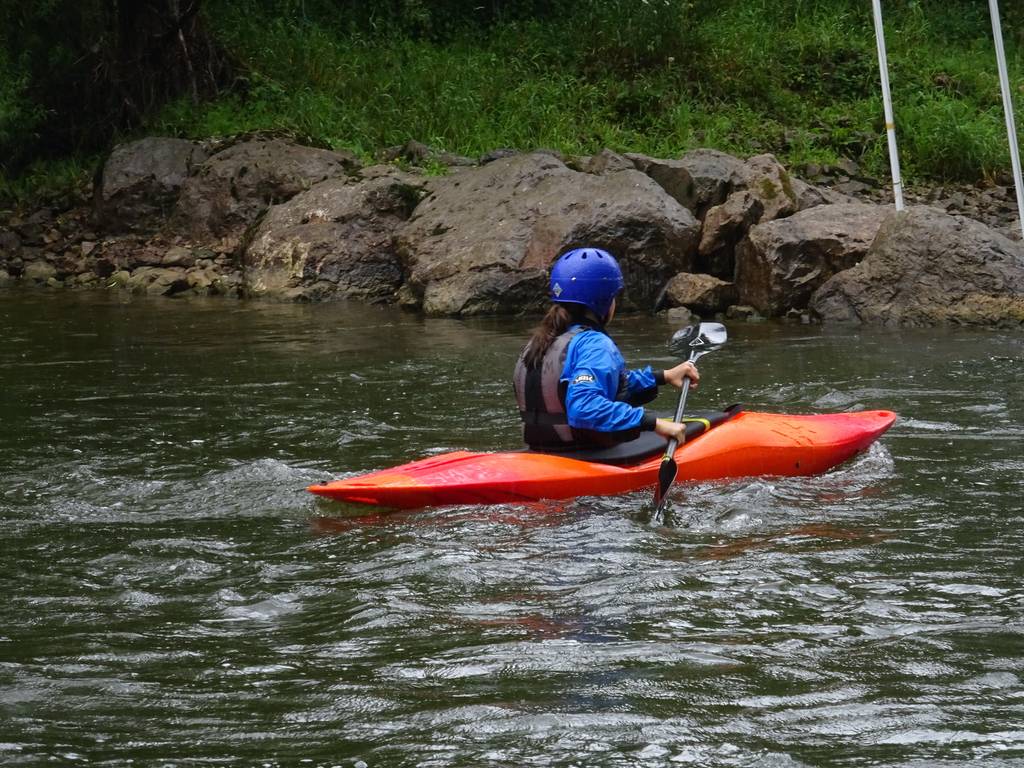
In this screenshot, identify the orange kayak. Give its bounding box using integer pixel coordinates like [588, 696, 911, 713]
[308, 409, 896, 509]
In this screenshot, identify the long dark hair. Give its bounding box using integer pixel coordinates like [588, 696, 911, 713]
[523, 304, 590, 368]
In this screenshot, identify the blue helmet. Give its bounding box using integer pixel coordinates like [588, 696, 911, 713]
[549, 247, 624, 321]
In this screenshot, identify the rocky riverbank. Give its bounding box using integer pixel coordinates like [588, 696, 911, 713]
[2, 136, 1023, 327]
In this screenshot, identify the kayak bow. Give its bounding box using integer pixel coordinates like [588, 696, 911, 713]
[308, 409, 896, 509]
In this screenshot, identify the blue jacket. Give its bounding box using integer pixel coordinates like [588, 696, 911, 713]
[562, 326, 661, 434]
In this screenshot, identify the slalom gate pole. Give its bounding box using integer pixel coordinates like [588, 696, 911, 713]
[871, 0, 905, 211]
[989, 0, 1024, 238]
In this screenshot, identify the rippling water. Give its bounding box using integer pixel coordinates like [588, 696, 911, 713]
[2, 291, 1022, 767]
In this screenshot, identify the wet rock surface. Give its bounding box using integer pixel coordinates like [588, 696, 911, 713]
[736, 202, 888, 316]
[3, 137, 1023, 326]
[395, 152, 699, 315]
[811, 206, 1024, 327]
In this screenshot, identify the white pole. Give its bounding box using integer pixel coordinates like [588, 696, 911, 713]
[989, 0, 1024, 237]
[871, 0, 905, 210]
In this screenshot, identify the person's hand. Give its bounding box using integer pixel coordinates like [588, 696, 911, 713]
[654, 418, 688, 441]
[663, 361, 699, 389]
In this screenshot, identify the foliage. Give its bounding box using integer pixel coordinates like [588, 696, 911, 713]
[0, 0, 227, 178]
[1, 0, 1022, 205]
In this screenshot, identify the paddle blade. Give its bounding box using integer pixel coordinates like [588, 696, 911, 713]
[654, 454, 678, 510]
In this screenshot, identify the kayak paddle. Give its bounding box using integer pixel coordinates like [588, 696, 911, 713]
[654, 321, 728, 513]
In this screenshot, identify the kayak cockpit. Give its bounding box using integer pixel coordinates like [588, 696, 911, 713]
[520, 405, 742, 465]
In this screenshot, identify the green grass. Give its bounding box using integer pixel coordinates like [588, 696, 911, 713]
[2, 0, 1022, 206]
[0, 156, 94, 210]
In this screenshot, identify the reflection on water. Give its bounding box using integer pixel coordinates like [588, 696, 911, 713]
[1, 291, 1023, 767]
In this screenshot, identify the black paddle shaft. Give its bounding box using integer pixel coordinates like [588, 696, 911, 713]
[653, 322, 728, 512]
[654, 353, 696, 509]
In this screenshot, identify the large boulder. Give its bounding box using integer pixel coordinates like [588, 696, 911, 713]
[94, 137, 208, 234]
[735, 202, 886, 316]
[661, 272, 738, 315]
[698, 190, 764, 278]
[243, 170, 426, 301]
[172, 139, 360, 245]
[677, 148, 749, 219]
[738, 154, 798, 221]
[628, 148, 744, 220]
[695, 153, 799, 278]
[396, 152, 700, 316]
[811, 206, 1024, 326]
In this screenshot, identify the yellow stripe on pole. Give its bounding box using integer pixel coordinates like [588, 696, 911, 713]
[681, 417, 711, 432]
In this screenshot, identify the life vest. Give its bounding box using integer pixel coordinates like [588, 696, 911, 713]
[513, 325, 632, 450]
[513, 326, 584, 448]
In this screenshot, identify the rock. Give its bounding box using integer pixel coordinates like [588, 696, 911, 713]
[107, 270, 130, 288]
[833, 179, 872, 197]
[23, 260, 57, 283]
[791, 178, 857, 211]
[0, 229, 22, 262]
[244, 170, 425, 300]
[126, 266, 190, 296]
[162, 245, 196, 268]
[0, 269, 11, 286]
[81, 241, 97, 258]
[122, 243, 167, 269]
[579, 149, 635, 175]
[798, 162, 824, 181]
[665, 306, 699, 325]
[479, 148, 519, 165]
[835, 157, 860, 177]
[46, 277, 63, 288]
[698, 190, 764, 277]
[737, 153, 798, 222]
[50, 251, 86, 278]
[380, 139, 475, 168]
[725, 304, 764, 322]
[396, 152, 700, 316]
[95, 137, 208, 234]
[92, 258, 117, 279]
[811, 206, 1024, 326]
[12, 210, 53, 246]
[677, 148, 747, 218]
[736, 202, 886, 316]
[625, 154, 691, 200]
[783, 307, 814, 324]
[186, 267, 218, 295]
[172, 139, 360, 242]
[211, 271, 243, 298]
[674, 153, 802, 279]
[662, 272, 738, 314]
[628, 149, 745, 221]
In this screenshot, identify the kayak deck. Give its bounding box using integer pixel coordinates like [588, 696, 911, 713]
[308, 410, 896, 509]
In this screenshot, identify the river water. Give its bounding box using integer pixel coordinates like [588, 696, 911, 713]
[2, 291, 1022, 767]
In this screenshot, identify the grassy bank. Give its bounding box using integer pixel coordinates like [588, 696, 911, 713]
[2, 0, 1022, 206]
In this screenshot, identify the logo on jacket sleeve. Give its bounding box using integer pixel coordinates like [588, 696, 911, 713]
[572, 373, 596, 385]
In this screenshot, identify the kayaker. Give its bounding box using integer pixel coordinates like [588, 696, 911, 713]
[513, 247, 699, 451]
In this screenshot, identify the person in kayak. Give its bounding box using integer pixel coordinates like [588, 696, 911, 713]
[513, 247, 699, 451]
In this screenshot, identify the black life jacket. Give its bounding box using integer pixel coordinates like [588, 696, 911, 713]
[513, 326, 586, 449]
[513, 325, 643, 450]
